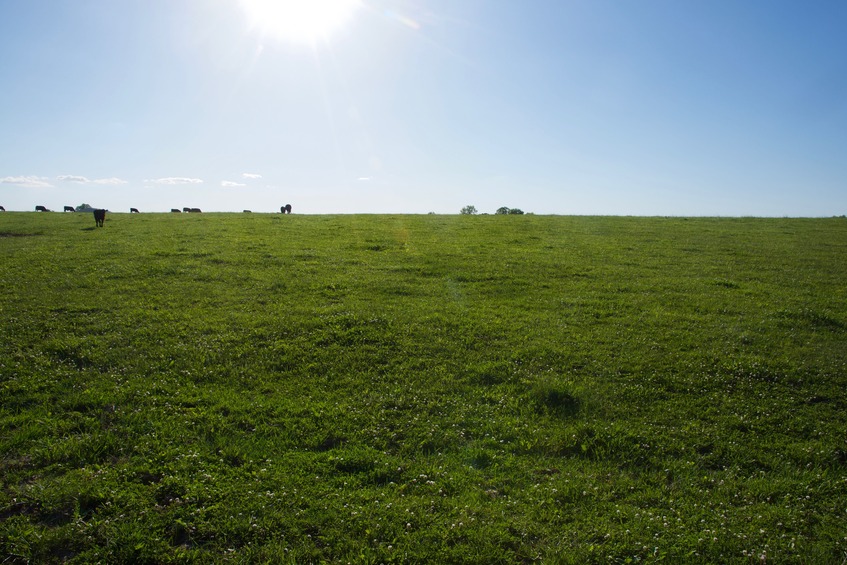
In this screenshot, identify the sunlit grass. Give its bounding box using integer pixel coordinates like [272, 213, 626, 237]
[1, 212, 846, 562]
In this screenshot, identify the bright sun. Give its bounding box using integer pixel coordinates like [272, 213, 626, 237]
[240, 0, 360, 45]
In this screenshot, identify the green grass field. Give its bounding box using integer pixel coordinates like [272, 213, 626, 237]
[1, 212, 846, 563]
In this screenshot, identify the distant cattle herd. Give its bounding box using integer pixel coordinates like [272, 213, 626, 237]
[0, 205, 295, 228]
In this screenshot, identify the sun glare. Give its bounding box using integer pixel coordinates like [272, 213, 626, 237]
[240, 0, 360, 45]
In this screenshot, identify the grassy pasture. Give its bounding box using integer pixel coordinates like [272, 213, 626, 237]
[1, 212, 846, 563]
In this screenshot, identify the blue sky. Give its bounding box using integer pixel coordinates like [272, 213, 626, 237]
[1, 0, 845, 215]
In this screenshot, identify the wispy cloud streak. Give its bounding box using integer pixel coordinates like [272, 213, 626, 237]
[57, 175, 128, 185]
[57, 175, 90, 183]
[145, 177, 204, 185]
[1, 175, 53, 188]
[93, 177, 129, 185]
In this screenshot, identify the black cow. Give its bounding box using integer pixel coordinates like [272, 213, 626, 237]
[189, 208, 201, 213]
[93, 209, 106, 227]
[0, 206, 5, 211]
[183, 207, 191, 212]
[35, 205, 49, 212]
[63, 206, 75, 212]
[281, 204, 292, 214]
[171, 208, 182, 213]
[130, 207, 140, 213]
[243, 209, 252, 213]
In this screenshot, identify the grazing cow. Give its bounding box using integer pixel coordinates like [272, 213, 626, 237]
[281, 204, 292, 214]
[93, 209, 106, 227]
[183, 207, 191, 212]
[130, 207, 140, 213]
[171, 208, 182, 213]
[64, 206, 75, 212]
[189, 208, 201, 213]
[243, 210, 252, 213]
[36, 205, 49, 212]
[0, 206, 5, 211]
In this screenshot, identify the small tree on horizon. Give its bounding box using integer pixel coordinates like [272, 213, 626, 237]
[495, 207, 525, 215]
[460, 205, 478, 215]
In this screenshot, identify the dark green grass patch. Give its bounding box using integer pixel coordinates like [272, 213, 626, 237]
[1, 212, 846, 562]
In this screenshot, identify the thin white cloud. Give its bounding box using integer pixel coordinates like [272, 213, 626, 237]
[1, 175, 53, 188]
[221, 180, 247, 188]
[145, 177, 204, 185]
[57, 175, 128, 186]
[57, 174, 90, 183]
[92, 177, 129, 185]
[242, 173, 262, 179]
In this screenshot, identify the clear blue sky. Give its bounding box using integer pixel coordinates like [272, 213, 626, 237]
[1, 0, 845, 215]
